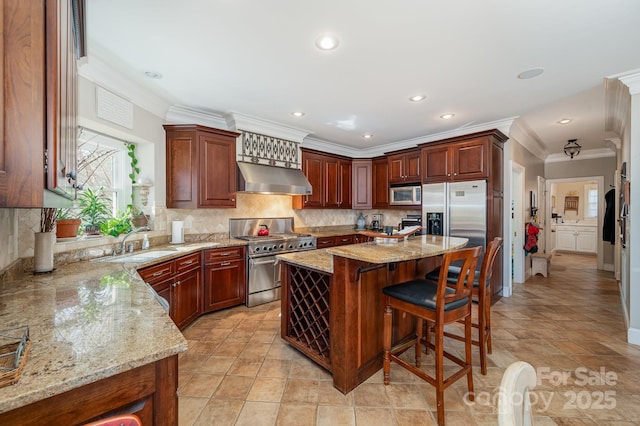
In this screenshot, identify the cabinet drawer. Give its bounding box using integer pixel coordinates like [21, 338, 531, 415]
[335, 235, 355, 246]
[204, 246, 245, 263]
[316, 237, 335, 248]
[138, 261, 175, 284]
[176, 252, 201, 273]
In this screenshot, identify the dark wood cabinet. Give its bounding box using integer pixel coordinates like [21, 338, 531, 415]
[422, 136, 491, 183]
[316, 236, 336, 249]
[203, 246, 246, 312]
[293, 149, 352, 209]
[164, 124, 240, 208]
[0, 0, 81, 207]
[334, 234, 356, 246]
[315, 234, 359, 248]
[138, 252, 202, 330]
[372, 156, 390, 208]
[387, 148, 421, 184]
[419, 129, 507, 299]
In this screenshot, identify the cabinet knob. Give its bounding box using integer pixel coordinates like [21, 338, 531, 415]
[231, 198, 235, 202]
[453, 172, 457, 176]
[447, 173, 451, 177]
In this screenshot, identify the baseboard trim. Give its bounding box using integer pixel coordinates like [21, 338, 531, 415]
[603, 263, 614, 272]
[628, 327, 640, 346]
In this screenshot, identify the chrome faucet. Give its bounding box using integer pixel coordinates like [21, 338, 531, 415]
[121, 226, 151, 255]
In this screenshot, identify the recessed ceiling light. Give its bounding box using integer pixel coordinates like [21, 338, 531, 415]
[291, 111, 305, 118]
[315, 35, 340, 51]
[517, 67, 544, 79]
[144, 70, 162, 79]
[409, 95, 426, 102]
[362, 133, 374, 139]
[558, 118, 572, 124]
[440, 113, 455, 119]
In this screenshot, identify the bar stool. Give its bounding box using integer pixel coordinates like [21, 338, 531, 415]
[426, 237, 503, 375]
[383, 245, 482, 426]
[83, 414, 141, 426]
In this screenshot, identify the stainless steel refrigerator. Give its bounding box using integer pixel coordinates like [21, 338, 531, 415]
[422, 180, 487, 266]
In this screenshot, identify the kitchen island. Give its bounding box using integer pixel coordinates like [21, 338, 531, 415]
[277, 235, 468, 394]
[0, 258, 189, 425]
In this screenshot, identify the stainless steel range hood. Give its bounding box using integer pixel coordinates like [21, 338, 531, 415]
[237, 162, 312, 195]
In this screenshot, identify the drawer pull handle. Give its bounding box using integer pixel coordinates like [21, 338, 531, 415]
[182, 260, 194, 265]
[221, 262, 231, 266]
[152, 271, 164, 277]
[220, 252, 233, 257]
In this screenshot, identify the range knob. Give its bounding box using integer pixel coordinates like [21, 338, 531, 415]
[267, 246, 272, 251]
[288, 244, 294, 250]
[254, 247, 260, 252]
[279, 244, 284, 249]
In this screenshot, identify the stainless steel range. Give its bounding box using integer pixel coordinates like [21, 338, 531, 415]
[230, 217, 316, 307]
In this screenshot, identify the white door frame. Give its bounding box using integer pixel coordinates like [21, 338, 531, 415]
[545, 176, 604, 269]
[509, 161, 526, 291]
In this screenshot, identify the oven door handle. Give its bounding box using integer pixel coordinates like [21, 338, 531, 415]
[249, 257, 277, 266]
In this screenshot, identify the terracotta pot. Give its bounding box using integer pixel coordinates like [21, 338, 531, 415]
[131, 214, 149, 228]
[55, 219, 81, 239]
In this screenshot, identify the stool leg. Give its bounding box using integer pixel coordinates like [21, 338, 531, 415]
[477, 291, 487, 375]
[435, 319, 445, 425]
[465, 314, 475, 402]
[485, 290, 492, 355]
[415, 318, 423, 368]
[383, 302, 392, 385]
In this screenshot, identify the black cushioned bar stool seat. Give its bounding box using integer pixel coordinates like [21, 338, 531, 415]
[382, 279, 469, 311]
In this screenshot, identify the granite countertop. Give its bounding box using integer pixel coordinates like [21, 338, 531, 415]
[0, 238, 246, 414]
[277, 235, 468, 272]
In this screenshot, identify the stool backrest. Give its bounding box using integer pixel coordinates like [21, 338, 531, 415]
[479, 237, 504, 291]
[438, 245, 482, 306]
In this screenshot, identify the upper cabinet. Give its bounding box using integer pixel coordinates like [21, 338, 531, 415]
[387, 148, 421, 184]
[164, 124, 240, 208]
[352, 159, 372, 210]
[0, 0, 83, 207]
[372, 156, 389, 208]
[293, 149, 352, 209]
[421, 131, 507, 184]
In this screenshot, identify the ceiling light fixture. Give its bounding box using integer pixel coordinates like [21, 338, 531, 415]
[409, 95, 426, 102]
[563, 139, 581, 159]
[291, 111, 305, 118]
[558, 118, 572, 124]
[517, 67, 544, 80]
[315, 35, 339, 51]
[440, 113, 455, 119]
[144, 70, 162, 79]
[362, 133, 373, 139]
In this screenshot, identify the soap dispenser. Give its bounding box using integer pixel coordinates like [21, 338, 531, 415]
[142, 234, 150, 250]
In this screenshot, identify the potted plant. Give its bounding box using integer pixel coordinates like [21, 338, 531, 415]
[100, 210, 133, 237]
[78, 187, 111, 236]
[125, 142, 150, 228]
[55, 208, 82, 239]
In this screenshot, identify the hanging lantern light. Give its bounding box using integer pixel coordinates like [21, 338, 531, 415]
[563, 139, 581, 159]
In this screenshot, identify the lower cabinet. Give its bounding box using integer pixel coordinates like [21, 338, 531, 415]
[555, 226, 597, 253]
[316, 234, 359, 248]
[138, 252, 202, 330]
[203, 247, 246, 312]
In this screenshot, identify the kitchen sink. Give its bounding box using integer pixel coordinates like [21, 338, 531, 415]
[93, 249, 179, 264]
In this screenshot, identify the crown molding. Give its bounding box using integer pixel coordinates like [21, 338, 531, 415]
[225, 112, 311, 142]
[545, 148, 615, 163]
[165, 105, 228, 129]
[77, 56, 171, 119]
[508, 119, 548, 160]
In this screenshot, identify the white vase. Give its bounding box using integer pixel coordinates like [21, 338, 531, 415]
[34, 232, 54, 273]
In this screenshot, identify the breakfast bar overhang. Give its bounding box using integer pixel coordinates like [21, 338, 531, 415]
[277, 235, 468, 394]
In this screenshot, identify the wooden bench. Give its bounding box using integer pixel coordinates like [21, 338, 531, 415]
[531, 253, 552, 277]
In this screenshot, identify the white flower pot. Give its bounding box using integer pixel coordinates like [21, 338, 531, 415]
[34, 232, 54, 273]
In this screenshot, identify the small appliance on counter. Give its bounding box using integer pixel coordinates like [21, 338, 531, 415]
[370, 213, 384, 231]
[401, 214, 423, 234]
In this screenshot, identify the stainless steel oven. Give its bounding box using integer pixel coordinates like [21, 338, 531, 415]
[230, 217, 316, 307]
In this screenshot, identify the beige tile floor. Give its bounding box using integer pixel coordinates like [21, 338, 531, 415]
[178, 252, 640, 425]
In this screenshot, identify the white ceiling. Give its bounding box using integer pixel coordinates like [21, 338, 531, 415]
[85, 0, 640, 158]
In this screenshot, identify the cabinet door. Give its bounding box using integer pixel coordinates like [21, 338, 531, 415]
[576, 229, 597, 253]
[556, 230, 576, 251]
[404, 151, 421, 183]
[422, 146, 451, 183]
[324, 156, 340, 208]
[151, 278, 173, 316]
[372, 158, 389, 208]
[199, 131, 236, 207]
[302, 152, 324, 208]
[338, 159, 352, 209]
[173, 268, 202, 329]
[352, 160, 372, 209]
[388, 154, 406, 184]
[46, 0, 77, 201]
[165, 129, 198, 208]
[452, 139, 488, 180]
[204, 259, 246, 312]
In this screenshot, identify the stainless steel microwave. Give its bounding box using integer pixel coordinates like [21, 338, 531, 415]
[389, 185, 421, 206]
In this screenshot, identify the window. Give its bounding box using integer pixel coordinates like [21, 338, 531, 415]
[77, 128, 131, 215]
[584, 184, 598, 218]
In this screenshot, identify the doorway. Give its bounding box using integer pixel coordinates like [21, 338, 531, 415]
[545, 176, 604, 270]
[510, 161, 525, 288]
